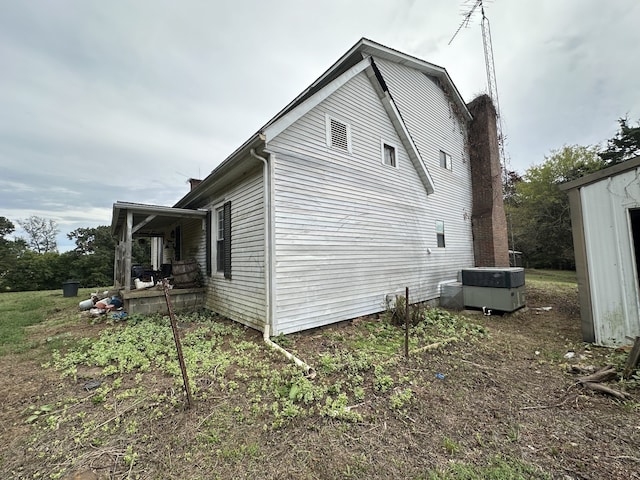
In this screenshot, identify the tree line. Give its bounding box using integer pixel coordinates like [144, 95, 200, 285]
[0, 219, 148, 292]
[506, 116, 640, 269]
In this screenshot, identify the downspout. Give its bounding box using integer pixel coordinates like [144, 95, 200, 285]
[249, 148, 315, 378]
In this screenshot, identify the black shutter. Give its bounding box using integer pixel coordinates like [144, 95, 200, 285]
[223, 201, 231, 279]
[174, 226, 181, 261]
[205, 210, 212, 276]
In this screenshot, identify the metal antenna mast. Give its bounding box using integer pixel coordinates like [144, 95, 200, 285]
[450, 1, 516, 264]
[449, 0, 505, 165]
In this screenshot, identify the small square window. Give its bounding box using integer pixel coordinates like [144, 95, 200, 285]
[382, 143, 396, 167]
[439, 150, 452, 170]
[436, 220, 446, 248]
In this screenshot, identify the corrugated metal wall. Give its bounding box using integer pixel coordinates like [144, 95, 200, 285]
[580, 171, 640, 345]
[267, 66, 474, 335]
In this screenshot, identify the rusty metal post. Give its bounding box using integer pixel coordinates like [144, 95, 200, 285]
[162, 279, 193, 408]
[405, 286, 409, 358]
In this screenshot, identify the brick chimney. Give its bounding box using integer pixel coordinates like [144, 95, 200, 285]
[188, 178, 203, 191]
[466, 95, 509, 267]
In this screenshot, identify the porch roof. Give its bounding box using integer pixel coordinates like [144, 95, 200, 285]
[111, 201, 208, 237]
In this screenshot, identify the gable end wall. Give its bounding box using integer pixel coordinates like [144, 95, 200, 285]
[267, 68, 474, 335]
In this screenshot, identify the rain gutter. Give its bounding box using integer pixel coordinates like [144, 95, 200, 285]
[249, 148, 315, 378]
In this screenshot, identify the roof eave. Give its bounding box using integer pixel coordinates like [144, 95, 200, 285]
[110, 202, 207, 237]
[358, 39, 472, 121]
[174, 133, 265, 208]
[560, 155, 640, 191]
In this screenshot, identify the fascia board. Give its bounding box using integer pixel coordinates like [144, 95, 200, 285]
[359, 39, 471, 121]
[263, 58, 371, 142]
[364, 62, 435, 195]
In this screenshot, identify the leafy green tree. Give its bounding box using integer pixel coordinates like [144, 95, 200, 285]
[18, 216, 59, 253]
[1, 222, 154, 291]
[0, 216, 14, 237]
[66, 226, 115, 288]
[503, 170, 523, 207]
[507, 145, 605, 269]
[2, 251, 62, 291]
[66, 226, 150, 288]
[600, 116, 640, 165]
[68, 226, 115, 256]
[0, 217, 28, 291]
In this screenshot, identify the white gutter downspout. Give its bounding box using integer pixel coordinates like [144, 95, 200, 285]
[249, 148, 316, 378]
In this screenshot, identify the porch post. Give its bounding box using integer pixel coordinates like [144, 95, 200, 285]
[124, 210, 133, 291]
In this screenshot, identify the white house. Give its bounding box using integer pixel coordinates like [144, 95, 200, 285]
[111, 38, 509, 335]
[561, 156, 640, 346]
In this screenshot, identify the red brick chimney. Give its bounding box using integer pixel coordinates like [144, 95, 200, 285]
[466, 95, 509, 267]
[188, 178, 203, 191]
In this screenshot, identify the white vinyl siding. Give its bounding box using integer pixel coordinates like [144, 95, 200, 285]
[267, 68, 474, 335]
[202, 167, 265, 331]
[180, 217, 206, 267]
[374, 59, 474, 258]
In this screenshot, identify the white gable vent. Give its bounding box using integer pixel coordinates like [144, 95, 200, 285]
[326, 114, 352, 153]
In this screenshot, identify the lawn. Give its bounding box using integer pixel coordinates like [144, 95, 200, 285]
[0, 273, 638, 479]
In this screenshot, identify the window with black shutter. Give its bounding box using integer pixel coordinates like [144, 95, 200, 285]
[223, 201, 231, 279]
[205, 210, 212, 276]
[216, 201, 232, 279]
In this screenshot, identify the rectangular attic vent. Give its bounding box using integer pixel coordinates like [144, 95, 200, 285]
[326, 115, 351, 153]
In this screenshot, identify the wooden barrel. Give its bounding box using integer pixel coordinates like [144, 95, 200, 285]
[172, 259, 201, 288]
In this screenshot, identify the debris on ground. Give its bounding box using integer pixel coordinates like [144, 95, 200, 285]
[570, 365, 633, 401]
[80, 292, 124, 318]
[533, 306, 553, 313]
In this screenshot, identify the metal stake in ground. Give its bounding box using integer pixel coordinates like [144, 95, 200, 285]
[405, 286, 409, 358]
[162, 279, 194, 408]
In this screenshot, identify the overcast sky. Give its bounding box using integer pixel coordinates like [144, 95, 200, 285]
[1, 0, 639, 251]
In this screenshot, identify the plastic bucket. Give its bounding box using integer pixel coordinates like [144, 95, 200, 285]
[62, 281, 79, 297]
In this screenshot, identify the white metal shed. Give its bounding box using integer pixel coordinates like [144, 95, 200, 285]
[561, 156, 640, 346]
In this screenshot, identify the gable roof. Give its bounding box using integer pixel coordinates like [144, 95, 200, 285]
[263, 38, 471, 134]
[176, 38, 469, 207]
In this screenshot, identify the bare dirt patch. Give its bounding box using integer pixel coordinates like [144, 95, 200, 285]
[1, 283, 639, 480]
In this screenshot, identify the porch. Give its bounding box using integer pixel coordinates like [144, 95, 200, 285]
[110, 201, 210, 293]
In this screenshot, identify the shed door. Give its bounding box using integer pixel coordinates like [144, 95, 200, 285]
[630, 209, 640, 291]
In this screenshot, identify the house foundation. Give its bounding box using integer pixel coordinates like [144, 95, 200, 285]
[121, 287, 206, 315]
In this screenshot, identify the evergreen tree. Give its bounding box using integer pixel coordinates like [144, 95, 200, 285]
[600, 116, 640, 165]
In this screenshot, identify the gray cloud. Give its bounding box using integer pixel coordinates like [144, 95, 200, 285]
[1, 0, 639, 250]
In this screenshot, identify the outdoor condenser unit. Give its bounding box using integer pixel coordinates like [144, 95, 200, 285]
[461, 267, 526, 312]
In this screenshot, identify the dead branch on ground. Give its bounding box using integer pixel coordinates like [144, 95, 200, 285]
[571, 365, 632, 401]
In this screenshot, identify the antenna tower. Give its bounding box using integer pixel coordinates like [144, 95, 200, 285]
[450, 1, 516, 264]
[449, 0, 506, 167]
